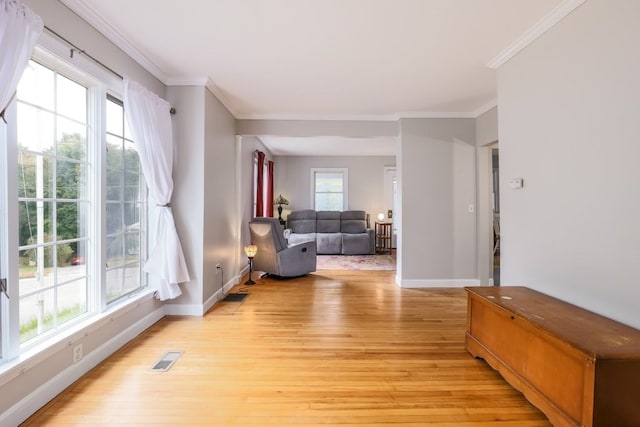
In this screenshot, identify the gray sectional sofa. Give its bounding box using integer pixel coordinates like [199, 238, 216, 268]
[286, 210, 375, 255]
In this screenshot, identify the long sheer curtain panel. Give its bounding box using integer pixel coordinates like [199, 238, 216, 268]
[124, 78, 190, 300]
[0, 0, 43, 121]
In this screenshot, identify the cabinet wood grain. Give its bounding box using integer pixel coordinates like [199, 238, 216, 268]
[465, 286, 640, 427]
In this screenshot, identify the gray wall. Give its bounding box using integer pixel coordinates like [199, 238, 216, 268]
[274, 155, 396, 221]
[166, 86, 205, 307]
[498, 0, 640, 329]
[398, 118, 477, 284]
[167, 86, 237, 309]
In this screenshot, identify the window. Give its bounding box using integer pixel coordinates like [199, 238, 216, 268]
[0, 54, 147, 354]
[16, 61, 90, 343]
[105, 96, 146, 303]
[311, 168, 348, 211]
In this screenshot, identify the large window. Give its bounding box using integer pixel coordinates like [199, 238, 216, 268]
[17, 61, 90, 343]
[311, 168, 348, 211]
[0, 55, 147, 353]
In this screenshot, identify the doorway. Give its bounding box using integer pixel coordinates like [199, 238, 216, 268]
[383, 166, 398, 249]
[491, 148, 500, 285]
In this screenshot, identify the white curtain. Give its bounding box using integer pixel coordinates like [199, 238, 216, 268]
[0, 0, 43, 119]
[124, 78, 190, 301]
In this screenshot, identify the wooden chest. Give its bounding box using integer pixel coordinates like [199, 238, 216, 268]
[465, 286, 640, 427]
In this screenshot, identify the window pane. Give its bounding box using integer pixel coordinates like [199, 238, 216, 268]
[316, 172, 344, 192]
[57, 279, 87, 325]
[315, 193, 343, 211]
[17, 103, 54, 153]
[19, 288, 55, 343]
[18, 201, 54, 245]
[17, 61, 54, 111]
[57, 117, 87, 161]
[57, 202, 88, 240]
[106, 268, 123, 302]
[57, 74, 87, 123]
[18, 153, 54, 199]
[19, 245, 55, 298]
[56, 159, 86, 199]
[106, 202, 122, 235]
[106, 99, 123, 136]
[106, 235, 124, 266]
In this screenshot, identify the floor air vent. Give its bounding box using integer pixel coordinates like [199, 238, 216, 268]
[222, 293, 249, 302]
[151, 351, 183, 372]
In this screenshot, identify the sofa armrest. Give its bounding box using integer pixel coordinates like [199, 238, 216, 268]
[367, 228, 376, 254]
[277, 241, 317, 276]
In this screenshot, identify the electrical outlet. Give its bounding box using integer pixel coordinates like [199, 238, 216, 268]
[216, 264, 222, 272]
[72, 344, 83, 363]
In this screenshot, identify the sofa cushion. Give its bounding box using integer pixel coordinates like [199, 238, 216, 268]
[342, 233, 370, 255]
[316, 211, 341, 233]
[341, 219, 366, 234]
[316, 232, 342, 254]
[287, 233, 316, 247]
[288, 209, 317, 234]
[341, 210, 366, 220]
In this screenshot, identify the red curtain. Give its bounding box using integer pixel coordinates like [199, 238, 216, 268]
[256, 151, 265, 217]
[267, 160, 274, 217]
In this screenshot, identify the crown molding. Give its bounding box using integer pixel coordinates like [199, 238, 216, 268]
[204, 78, 241, 118]
[472, 99, 498, 117]
[487, 0, 586, 69]
[60, 0, 169, 83]
[235, 110, 486, 121]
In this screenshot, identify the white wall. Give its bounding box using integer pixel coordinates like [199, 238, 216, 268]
[498, 0, 640, 329]
[398, 118, 477, 286]
[274, 155, 396, 220]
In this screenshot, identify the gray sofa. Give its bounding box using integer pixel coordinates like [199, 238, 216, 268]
[287, 210, 375, 255]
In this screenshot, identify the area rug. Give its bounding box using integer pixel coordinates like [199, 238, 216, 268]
[316, 254, 396, 271]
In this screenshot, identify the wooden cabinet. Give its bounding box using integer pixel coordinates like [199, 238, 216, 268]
[465, 286, 640, 427]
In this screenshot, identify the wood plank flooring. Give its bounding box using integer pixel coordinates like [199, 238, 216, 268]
[22, 271, 551, 426]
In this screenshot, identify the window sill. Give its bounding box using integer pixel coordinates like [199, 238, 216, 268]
[0, 288, 158, 388]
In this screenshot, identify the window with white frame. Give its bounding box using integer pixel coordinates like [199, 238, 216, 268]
[105, 96, 146, 303]
[311, 168, 348, 211]
[0, 54, 147, 353]
[16, 60, 90, 343]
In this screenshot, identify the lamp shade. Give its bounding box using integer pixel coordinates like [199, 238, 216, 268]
[244, 244, 258, 258]
[274, 194, 289, 206]
[377, 213, 385, 221]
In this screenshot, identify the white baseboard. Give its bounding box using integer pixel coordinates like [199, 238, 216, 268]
[0, 307, 165, 427]
[164, 272, 243, 316]
[399, 278, 481, 288]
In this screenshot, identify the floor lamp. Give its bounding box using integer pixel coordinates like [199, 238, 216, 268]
[244, 244, 258, 285]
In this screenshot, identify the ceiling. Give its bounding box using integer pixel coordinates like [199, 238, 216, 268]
[60, 0, 580, 155]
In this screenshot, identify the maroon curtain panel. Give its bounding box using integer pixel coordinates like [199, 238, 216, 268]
[256, 151, 265, 217]
[267, 160, 274, 217]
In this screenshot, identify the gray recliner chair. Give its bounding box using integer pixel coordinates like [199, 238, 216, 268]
[249, 217, 316, 277]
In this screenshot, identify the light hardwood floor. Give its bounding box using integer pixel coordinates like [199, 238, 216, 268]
[23, 271, 551, 426]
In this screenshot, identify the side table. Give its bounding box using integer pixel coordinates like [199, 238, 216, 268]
[375, 221, 392, 254]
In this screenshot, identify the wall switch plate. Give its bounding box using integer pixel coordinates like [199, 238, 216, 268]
[468, 204, 475, 213]
[72, 344, 83, 363]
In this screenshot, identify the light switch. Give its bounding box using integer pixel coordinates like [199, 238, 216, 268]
[509, 178, 524, 189]
[468, 204, 475, 213]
